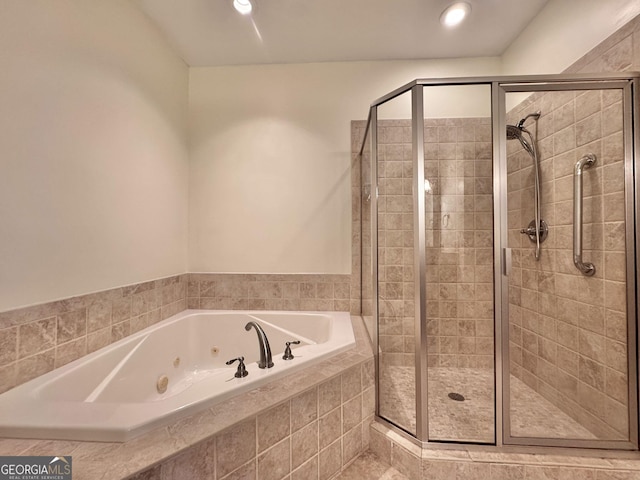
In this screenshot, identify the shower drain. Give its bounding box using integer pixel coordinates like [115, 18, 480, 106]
[448, 392, 465, 402]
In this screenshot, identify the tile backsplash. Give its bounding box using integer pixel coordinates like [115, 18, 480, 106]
[186, 273, 352, 313]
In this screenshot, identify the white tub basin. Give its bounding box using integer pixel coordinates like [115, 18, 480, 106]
[0, 310, 354, 442]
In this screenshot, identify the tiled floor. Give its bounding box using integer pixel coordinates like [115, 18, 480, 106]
[334, 451, 409, 480]
[379, 366, 596, 442]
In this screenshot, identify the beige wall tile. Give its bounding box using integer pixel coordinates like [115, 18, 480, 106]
[87, 327, 111, 354]
[291, 387, 318, 432]
[292, 421, 318, 470]
[342, 394, 362, 433]
[16, 348, 55, 384]
[0, 327, 17, 365]
[423, 459, 459, 479]
[57, 308, 87, 344]
[18, 317, 56, 358]
[318, 375, 341, 416]
[318, 440, 341, 480]
[55, 337, 87, 368]
[605, 368, 628, 404]
[595, 472, 640, 480]
[491, 464, 525, 480]
[221, 460, 256, 480]
[342, 424, 362, 466]
[319, 407, 341, 450]
[0, 363, 17, 394]
[605, 397, 629, 435]
[160, 438, 215, 480]
[257, 438, 290, 480]
[341, 366, 361, 402]
[112, 297, 132, 324]
[111, 320, 130, 342]
[216, 419, 257, 478]
[87, 299, 112, 333]
[606, 339, 627, 373]
[291, 456, 318, 480]
[258, 402, 290, 454]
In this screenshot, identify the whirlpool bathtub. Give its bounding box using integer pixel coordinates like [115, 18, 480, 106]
[0, 310, 355, 442]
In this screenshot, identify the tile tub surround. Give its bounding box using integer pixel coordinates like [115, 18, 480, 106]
[0, 316, 374, 480]
[186, 273, 353, 314]
[0, 275, 188, 394]
[370, 422, 640, 480]
[0, 272, 354, 394]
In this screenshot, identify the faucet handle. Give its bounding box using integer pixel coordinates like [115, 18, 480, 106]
[282, 340, 301, 360]
[226, 356, 249, 378]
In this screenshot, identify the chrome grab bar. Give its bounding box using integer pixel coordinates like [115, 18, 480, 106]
[573, 153, 596, 276]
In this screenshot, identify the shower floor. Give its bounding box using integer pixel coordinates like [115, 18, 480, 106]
[379, 366, 595, 442]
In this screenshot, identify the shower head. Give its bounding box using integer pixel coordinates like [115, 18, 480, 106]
[506, 123, 535, 156]
[506, 124, 523, 140]
[517, 111, 541, 128]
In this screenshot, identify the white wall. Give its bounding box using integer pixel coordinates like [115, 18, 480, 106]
[502, 0, 640, 75]
[189, 1, 640, 276]
[0, 0, 189, 311]
[188, 58, 501, 273]
[2, 0, 637, 309]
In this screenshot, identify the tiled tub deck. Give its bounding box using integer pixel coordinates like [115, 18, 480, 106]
[0, 316, 375, 480]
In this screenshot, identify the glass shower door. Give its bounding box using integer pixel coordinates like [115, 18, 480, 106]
[422, 84, 495, 443]
[374, 89, 417, 435]
[502, 81, 638, 448]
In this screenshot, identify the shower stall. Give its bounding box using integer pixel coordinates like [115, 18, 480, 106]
[359, 73, 640, 450]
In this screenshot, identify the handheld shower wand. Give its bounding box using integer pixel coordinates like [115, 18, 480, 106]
[507, 111, 545, 261]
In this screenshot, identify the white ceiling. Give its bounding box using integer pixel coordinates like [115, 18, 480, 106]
[133, 0, 550, 67]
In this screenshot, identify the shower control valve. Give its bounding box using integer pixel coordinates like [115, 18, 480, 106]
[520, 219, 549, 244]
[282, 340, 301, 360]
[226, 356, 249, 378]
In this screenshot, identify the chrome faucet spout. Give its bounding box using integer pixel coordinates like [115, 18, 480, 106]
[244, 321, 274, 368]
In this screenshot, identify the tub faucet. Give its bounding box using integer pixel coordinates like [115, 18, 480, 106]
[244, 321, 274, 369]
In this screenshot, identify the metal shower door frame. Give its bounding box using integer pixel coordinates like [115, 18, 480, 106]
[367, 73, 639, 450]
[496, 76, 640, 451]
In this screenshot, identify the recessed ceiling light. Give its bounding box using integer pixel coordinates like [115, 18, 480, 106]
[440, 2, 471, 27]
[233, 0, 252, 15]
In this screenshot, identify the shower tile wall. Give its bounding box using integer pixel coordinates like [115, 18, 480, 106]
[424, 117, 494, 369]
[507, 88, 628, 439]
[351, 120, 372, 330]
[369, 118, 494, 369]
[376, 119, 415, 368]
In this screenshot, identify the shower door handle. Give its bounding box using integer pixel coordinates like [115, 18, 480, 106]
[573, 154, 596, 276]
[502, 248, 512, 276]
